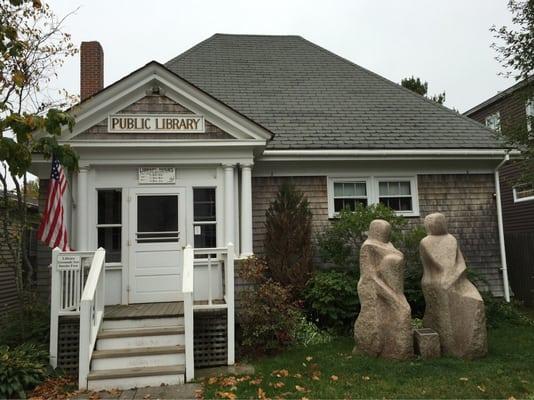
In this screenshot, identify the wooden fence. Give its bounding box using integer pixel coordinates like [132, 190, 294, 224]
[505, 231, 534, 306]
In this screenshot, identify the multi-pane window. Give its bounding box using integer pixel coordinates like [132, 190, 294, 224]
[333, 182, 368, 213]
[526, 99, 534, 132]
[485, 112, 501, 132]
[193, 188, 216, 248]
[378, 181, 413, 212]
[329, 177, 418, 217]
[97, 189, 122, 263]
[513, 183, 534, 203]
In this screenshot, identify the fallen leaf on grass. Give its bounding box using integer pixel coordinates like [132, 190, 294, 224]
[295, 385, 307, 393]
[362, 376, 370, 381]
[250, 378, 263, 385]
[194, 388, 204, 400]
[258, 387, 267, 400]
[217, 391, 237, 400]
[143, 395, 151, 399]
[477, 385, 486, 392]
[274, 382, 285, 388]
[459, 377, 469, 382]
[293, 373, 302, 378]
[220, 376, 239, 387]
[330, 375, 339, 382]
[507, 397, 517, 400]
[301, 398, 309, 400]
[272, 369, 289, 378]
[311, 370, 321, 381]
[207, 376, 219, 385]
[305, 356, 313, 362]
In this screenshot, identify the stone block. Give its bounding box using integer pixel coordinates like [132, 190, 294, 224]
[414, 328, 440, 359]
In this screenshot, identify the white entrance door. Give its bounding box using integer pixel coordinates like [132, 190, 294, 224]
[128, 187, 186, 303]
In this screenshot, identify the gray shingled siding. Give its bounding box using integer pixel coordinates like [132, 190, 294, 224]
[250, 174, 504, 296]
[75, 94, 234, 140]
[166, 34, 500, 150]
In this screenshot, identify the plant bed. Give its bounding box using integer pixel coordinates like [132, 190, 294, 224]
[202, 323, 534, 399]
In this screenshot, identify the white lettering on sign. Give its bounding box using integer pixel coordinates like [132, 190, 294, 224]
[108, 114, 205, 133]
[57, 255, 81, 270]
[138, 167, 176, 184]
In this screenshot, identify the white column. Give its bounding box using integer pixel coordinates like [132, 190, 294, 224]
[76, 167, 89, 251]
[223, 164, 235, 246]
[240, 164, 253, 257]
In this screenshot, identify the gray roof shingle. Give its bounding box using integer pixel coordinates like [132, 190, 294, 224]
[166, 34, 501, 149]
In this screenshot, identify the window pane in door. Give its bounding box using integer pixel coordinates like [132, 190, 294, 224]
[193, 188, 216, 221]
[194, 224, 216, 248]
[137, 195, 178, 242]
[98, 227, 121, 262]
[98, 190, 121, 224]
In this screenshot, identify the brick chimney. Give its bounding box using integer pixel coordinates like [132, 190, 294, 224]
[80, 41, 104, 101]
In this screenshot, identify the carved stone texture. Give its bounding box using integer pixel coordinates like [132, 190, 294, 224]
[353, 219, 413, 360]
[414, 328, 441, 359]
[420, 213, 488, 359]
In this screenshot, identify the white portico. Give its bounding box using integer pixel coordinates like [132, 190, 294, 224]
[32, 59, 270, 389]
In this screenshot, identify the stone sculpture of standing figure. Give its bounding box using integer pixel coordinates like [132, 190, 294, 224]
[420, 212, 487, 359]
[353, 219, 413, 360]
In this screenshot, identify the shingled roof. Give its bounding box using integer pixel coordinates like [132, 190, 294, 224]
[166, 34, 501, 150]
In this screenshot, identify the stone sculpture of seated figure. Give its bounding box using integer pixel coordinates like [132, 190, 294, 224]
[353, 219, 413, 360]
[420, 212, 487, 359]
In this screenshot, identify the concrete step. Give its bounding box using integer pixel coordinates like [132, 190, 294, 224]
[91, 345, 185, 371]
[96, 326, 185, 350]
[102, 317, 184, 331]
[87, 365, 185, 391]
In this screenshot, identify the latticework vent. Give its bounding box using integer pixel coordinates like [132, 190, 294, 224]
[194, 310, 228, 368]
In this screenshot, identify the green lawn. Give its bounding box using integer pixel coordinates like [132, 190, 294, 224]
[202, 323, 534, 399]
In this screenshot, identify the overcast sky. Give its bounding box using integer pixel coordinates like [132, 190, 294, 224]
[46, 0, 515, 113]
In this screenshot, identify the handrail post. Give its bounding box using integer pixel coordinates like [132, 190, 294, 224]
[49, 248, 61, 368]
[182, 245, 195, 382]
[79, 300, 90, 389]
[226, 243, 235, 365]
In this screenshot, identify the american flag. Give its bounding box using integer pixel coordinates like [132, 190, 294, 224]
[37, 156, 70, 251]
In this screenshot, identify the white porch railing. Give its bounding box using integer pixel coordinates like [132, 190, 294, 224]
[182, 243, 235, 382]
[78, 247, 106, 389]
[49, 247, 106, 389]
[49, 248, 98, 368]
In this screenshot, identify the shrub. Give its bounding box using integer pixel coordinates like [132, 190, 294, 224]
[0, 343, 48, 399]
[317, 204, 404, 270]
[293, 316, 333, 347]
[238, 257, 301, 354]
[316, 204, 428, 319]
[484, 296, 534, 328]
[264, 183, 314, 296]
[0, 292, 50, 347]
[303, 270, 359, 333]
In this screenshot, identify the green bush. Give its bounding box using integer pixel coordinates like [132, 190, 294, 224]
[293, 316, 333, 347]
[317, 204, 404, 270]
[484, 296, 534, 328]
[264, 183, 314, 297]
[238, 257, 301, 354]
[316, 204, 429, 320]
[303, 270, 359, 333]
[0, 343, 48, 399]
[0, 292, 50, 347]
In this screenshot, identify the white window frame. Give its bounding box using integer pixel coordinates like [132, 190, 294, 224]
[328, 178, 371, 216]
[96, 188, 123, 268]
[192, 186, 217, 248]
[513, 183, 534, 203]
[526, 99, 534, 132]
[485, 112, 501, 133]
[327, 176, 419, 218]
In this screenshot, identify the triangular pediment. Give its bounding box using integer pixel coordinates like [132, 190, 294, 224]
[60, 62, 272, 143]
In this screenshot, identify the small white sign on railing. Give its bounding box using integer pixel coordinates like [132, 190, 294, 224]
[57, 254, 81, 270]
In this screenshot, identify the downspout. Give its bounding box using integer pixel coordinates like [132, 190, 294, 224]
[494, 153, 511, 302]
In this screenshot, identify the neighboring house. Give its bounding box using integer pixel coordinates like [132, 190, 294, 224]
[31, 34, 510, 390]
[0, 196, 39, 314]
[464, 77, 534, 306]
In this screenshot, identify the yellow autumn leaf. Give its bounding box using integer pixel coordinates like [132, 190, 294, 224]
[274, 382, 285, 388]
[258, 387, 267, 400]
[305, 356, 313, 362]
[295, 385, 306, 392]
[217, 391, 237, 400]
[330, 375, 339, 381]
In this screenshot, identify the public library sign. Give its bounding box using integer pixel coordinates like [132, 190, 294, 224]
[108, 114, 205, 133]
